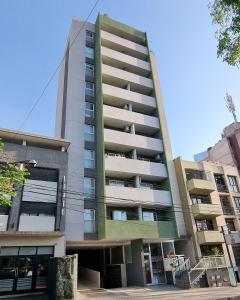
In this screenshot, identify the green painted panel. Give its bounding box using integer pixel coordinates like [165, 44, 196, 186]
[95, 15, 106, 239]
[99, 14, 146, 44]
[105, 220, 177, 240]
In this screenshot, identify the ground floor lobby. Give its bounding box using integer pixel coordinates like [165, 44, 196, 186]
[67, 238, 194, 289]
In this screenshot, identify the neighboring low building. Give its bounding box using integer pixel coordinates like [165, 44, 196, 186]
[0, 128, 69, 295]
[174, 157, 240, 280]
[194, 122, 240, 174]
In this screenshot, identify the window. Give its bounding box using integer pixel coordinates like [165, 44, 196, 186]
[228, 176, 239, 193]
[140, 182, 154, 190]
[85, 63, 94, 77]
[185, 169, 204, 180]
[234, 197, 240, 216]
[85, 82, 94, 96]
[214, 174, 228, 192]
[84, 209, 95, 233]
[142, 211, 155, 221]
[191, 195, 211, 205]
[84, 124, 95, 142]
[109, 179, 125, 187]
[113, 210, 127, 221]
[85, 102, 94, 118]
[220, 196, 234, 215]
[86, 30, 94, 42]
[84, 149, 95, 169]
[84, 177, 95, 199]
[86, 47, 94, 59]
[195, 219, 214, 231]
[225, 219, 236, 232]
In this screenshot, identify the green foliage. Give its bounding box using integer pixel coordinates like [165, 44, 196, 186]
[0, 140, 29, 206]
[210, 0, 240, 66]
[201, 245, 224, 256]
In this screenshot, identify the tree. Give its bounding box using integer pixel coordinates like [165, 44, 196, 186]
[0, 140, 29, 206]
[210, 0, 240, 66]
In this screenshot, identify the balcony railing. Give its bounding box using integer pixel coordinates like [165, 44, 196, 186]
[186, 171, 212, 181]
[216, 184, 229, 193]
[222, 207, 234, 215]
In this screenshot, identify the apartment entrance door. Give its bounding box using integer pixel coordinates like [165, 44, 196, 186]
[144, 253, 153, 284]
[15, 256, 35, 292]
[0, 246, 53, 295]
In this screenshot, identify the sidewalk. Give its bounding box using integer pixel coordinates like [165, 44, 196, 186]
[77, 285, 240, 300]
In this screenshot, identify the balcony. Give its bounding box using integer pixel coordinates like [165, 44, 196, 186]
[104, 129, 163, 155]
[102, 83, 156, 114]
[102, 64, 153, 95]
[196, 230, 224, 244]
[103, 105, 159, 134]
[187, 179, 215, 195]
[18, 216, 55, 232]
[105, 220, 177, 240]
[101, 46, 150, 77]
[105, 185, 172, 206]
[191, 204, 223, 217]
[0, 215, 8, 231]
[101, 30, 148, 60]
[105, 156, 167, 180]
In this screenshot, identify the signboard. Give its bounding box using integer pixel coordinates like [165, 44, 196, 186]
[225, 232, 240, 245]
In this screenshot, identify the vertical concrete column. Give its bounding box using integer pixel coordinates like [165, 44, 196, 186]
[132, 149, 137, 160]
[126, 82, 131, 91]
[128, 103, 133, 112]
[135, 175, 141, 188]
[130, 123, 135, 134]
[138, 206, 143, 220]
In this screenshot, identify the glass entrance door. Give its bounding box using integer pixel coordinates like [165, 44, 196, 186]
[16, 257, 34, 291]
[0, 257, 16, 293]
[144, 253, 153, 284]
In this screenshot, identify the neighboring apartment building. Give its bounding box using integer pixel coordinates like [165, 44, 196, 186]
[174, 157, 240, 280]
[55, 14, 189, 287]
[0, 128, 69, 295]
[194, 122, 240, 174]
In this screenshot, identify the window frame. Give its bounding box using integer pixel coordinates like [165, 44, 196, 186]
[85, 63, 94, 77]
[84, 177, 95, 199]
[84, 149, 95, 169]
[85, 101, 94, 118]
[85, 46, 94, 59]
[113, 210, 127, 221]
[86, 30, 94, 42]
[84, 124, 95, 142]
[228, 176, 239, 193]
[84, 209, 96, 233]
[85, 81, 95, 96]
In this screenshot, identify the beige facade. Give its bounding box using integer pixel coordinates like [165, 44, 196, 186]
[174, 157, 240, 272]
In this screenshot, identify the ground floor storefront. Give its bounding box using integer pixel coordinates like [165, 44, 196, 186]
[67, 238, 192, 289]
[0, 233, 64, 295]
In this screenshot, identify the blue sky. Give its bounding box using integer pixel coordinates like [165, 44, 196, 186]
[0, 0, 239, 160]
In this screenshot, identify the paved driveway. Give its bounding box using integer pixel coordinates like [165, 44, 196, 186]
[77, 285, 240, 300]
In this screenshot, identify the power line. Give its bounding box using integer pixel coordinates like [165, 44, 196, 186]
[20, 183, 227, 216]
[18, 0, 100, 131]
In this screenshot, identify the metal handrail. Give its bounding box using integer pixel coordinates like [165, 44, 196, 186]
[188, 256, 227, 286]
[174, 258, 191, 277]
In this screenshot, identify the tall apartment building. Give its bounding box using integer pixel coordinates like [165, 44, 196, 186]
[55, 14, 189, 287]
[194, 122, 240, 174]
[174, 157, 240, 281]
[0, 128, 69, 295]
